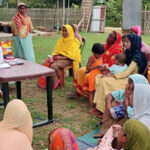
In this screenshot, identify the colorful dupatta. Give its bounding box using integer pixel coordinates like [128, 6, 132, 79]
[102, 32, 122, 67]
[131, 25, 141, 36]
[52, 24, 81, 73]
[48, 128, 79, 150]
[11, 12, 33, 38]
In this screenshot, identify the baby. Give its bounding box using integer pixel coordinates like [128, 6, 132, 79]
[102, 53, 127, 76]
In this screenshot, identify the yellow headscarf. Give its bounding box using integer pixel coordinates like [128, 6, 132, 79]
[52, 24, 81, 72]
[0, 99, 33, 143]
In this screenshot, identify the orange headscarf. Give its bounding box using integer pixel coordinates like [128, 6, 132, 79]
[102, 32, 122, 67]
[48, 128, 79, 150]
[11, 8, 33, 38]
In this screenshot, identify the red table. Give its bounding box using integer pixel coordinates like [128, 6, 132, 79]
[0, 59, 55, 128]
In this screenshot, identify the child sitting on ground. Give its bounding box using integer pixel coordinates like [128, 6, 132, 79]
[101, 53, 127, 76]
[85, 43, 105, 114]
[106, 74, 148, 120]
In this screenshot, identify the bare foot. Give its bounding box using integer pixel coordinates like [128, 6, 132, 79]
[93, 133, 104, 138]
[89, 108, 100, 115]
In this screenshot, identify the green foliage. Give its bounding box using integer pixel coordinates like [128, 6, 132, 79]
[94, 0, 150, 27]
[143, 0, 150, 10]
[104, 0, 123, 27]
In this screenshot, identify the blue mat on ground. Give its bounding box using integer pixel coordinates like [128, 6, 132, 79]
[76, 128, 100, 150]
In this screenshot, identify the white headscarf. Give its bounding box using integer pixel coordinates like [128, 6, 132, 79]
[133, 84, 150, 132]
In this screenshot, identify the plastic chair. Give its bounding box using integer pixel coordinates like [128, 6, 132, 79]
[59, 37, 86, 89]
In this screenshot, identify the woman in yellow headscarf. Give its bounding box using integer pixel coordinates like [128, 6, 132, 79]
[50, 24, 81, 89]
[0, 99, 33, 150]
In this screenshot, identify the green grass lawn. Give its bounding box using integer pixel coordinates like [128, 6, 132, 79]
[33, 32, 109, 66]
[1, 32, 150, 150]
[33, 32, 150, 66]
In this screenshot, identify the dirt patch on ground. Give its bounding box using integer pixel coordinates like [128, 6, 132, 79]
[0, 78, 100, 150]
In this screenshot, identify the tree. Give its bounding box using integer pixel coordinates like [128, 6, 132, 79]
[6, 0, 82, 8]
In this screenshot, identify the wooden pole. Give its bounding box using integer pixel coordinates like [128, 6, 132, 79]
[144, 5, 147, 35]
[62, 0, 65, 25]
[66, 0, 70, 24]
[57, 0, 60, 33]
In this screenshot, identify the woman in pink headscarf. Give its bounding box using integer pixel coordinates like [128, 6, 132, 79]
[130, 25, 150, 53]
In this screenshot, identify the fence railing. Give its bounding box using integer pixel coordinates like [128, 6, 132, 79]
[0, 8, 83, 31]
[142, 11, 150, 34]
[1, 8, 150, 34]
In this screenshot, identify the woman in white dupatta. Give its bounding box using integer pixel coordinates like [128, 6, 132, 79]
[0, 99, 33, 150]
[132, 84, 150, 132]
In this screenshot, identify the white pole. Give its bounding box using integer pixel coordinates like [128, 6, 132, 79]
[62, 0, 65, 25]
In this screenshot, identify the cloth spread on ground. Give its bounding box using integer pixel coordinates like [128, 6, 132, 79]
[76, 129, 100, 149]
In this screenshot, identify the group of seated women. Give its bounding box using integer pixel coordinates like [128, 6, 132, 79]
[0, 24, 150, 149]
[37, 24, 150, 149]
[73, 25, 149, 117]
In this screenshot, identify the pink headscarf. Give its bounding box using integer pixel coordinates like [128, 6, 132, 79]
[131, 25, 150, 53]
[131, 25, 141, 36]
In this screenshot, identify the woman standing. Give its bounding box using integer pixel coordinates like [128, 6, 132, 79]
[94, 34, 147, 113]
[11, 3, 35, 62]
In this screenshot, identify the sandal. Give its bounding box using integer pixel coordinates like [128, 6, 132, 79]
[53, 80, 60, 90]
[89, 109, 100, 115]
[97, 114, 104, 119]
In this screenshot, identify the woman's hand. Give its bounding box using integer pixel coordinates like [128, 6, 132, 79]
[102, 74, 115, 78]
[54, 55, 68, 60]
[124, 86, 133, 98]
